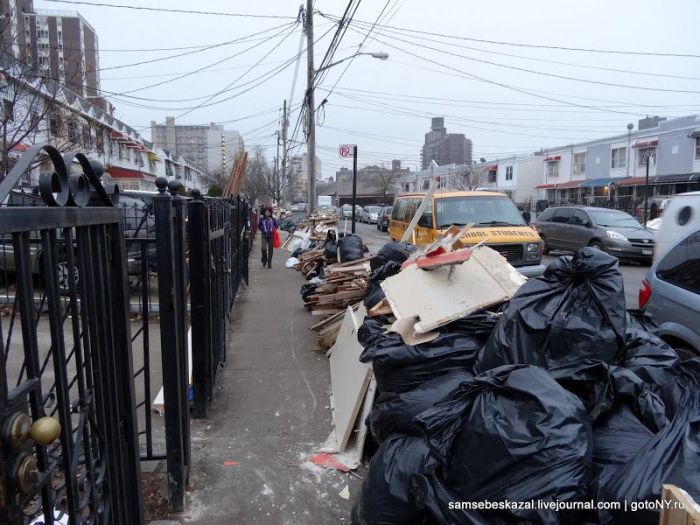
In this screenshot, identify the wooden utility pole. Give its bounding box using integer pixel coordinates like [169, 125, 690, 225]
[305, 0, 316, 212]
[281, 99, 288, 204]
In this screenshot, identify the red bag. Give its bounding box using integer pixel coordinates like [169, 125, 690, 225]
[272, 228, 282, 249]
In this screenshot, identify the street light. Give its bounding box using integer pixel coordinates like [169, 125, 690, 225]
[307, 51, 389, 213]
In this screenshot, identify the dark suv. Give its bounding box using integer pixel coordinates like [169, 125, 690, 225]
[534, 206, 655, 264]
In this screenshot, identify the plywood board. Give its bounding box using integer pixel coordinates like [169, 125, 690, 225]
[334, 374, 377, 469]
[329, 304, 369, 451]
[382, 246, 526, 334]
[660, 485, 700, 525]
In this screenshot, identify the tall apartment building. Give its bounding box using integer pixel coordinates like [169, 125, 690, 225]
[288, 153, 322, 203]
[420, 117, 473, 169]
[150, 117, 244, 174]
[1, 1, 109, 109]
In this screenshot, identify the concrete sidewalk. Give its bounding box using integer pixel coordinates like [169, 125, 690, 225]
[181, 245, 362, 524]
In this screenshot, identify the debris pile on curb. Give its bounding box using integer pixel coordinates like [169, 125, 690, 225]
[350, 246, 700, 525]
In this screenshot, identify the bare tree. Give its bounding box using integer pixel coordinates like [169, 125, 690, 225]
[376, 168, 401, 204]
[242, 146, 286, 204]
[453, 161, 490, 191]
[202, 166, 228, 196]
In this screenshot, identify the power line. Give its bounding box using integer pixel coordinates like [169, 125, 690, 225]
[42, 0, 298, 19]
[98, 22, 295, 72]
[354, 27, 700, 94]
[116, 23, 297, 96]
[357, 22, 700, 81]
[321, 12, 700, 58]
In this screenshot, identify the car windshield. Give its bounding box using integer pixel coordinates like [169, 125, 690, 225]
[589, 210, 643, 228]
[367, 206, 381, 213]
[435, 196, 526, 228]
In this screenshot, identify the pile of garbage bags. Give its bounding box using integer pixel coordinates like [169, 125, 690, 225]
[353, 246, 700, 525]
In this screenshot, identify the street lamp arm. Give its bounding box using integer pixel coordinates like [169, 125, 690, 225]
[314, 51, 389, 74]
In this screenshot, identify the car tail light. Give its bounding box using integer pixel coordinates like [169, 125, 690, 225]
[639, 279, 652, 308]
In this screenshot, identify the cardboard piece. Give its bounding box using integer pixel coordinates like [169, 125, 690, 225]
[328, 304, 370, 451]
[382, 246, 526, 334]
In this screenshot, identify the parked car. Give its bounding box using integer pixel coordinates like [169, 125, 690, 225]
[377, 206, 392, 231]
[361, 205, 382, 224]
[534, 206, 654, 264]
[0, 192, 155, 293]
[639, 192, 700, 358]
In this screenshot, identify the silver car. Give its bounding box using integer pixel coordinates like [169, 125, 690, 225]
[361, 205, 382, 224]
[639, 193, 700, 358]
[535, 206, 654, 264]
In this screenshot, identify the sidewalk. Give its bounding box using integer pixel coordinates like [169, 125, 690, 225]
[182, 244, 362, 524]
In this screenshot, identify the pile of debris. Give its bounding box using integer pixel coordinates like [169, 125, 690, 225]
[348, 245, 700, 525]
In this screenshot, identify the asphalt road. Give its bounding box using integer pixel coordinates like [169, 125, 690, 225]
[350, 220, 646, 308]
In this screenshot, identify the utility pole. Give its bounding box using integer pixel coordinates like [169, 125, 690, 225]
[281, 99, 288, 205]
[275, 130, 280, 205]
[351, 145, 358, 233]
[305, 0, 316, 213]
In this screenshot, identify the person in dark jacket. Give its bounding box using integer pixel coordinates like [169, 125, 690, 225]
[258, 207, 277, 268]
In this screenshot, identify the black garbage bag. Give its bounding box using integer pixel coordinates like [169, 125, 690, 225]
[357, 316, 390, 348]
[305, 260, 325, 281]
[323, 240, 338, 260]
[410, 474, 493, 525]
[593, 404, 656, 490]
[369, 369, 473, 442]
[627, 308, 660, 335]
[363, 261, 402, 310]
[623, 325, 678, 391]
[370, 241, 416, 271]
[597, 359, 700, 525]
[548, 361, 668, 431]
[351, 434, 439, 525]
[338, 234, 364, 262]
[477, 248, 627, 373]
[359, 329, 484, 394]
[416, 365, 593, 525]
[300, 283, 317, 300]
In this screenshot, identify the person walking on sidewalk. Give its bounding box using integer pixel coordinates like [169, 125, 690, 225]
[258, 207, 277, 268]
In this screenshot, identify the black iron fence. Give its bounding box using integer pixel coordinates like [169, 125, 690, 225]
[0, 146, 252, 522]
[189, 191, 250, 419]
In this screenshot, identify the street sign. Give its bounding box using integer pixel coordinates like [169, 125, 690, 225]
[339, 144, 356, 158]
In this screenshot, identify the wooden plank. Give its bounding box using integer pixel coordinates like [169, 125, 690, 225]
[329, 305, 370, 451]
[660, 485, 700, 525]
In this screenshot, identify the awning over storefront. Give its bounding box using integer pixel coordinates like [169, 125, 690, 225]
[556, 180, 582, 189]
[579, 177, 618, 188]
[106, 166, 144, 179]
[612, 176, 647, 187]
[631, 139, 658, 148]
[544, 155, 561, 162]
[535, 183, 555, 189]
[487, 165, 497, 172]
[651, 173, 700, 184]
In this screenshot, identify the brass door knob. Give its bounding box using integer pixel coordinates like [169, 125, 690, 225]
[29, 417, 61, 446]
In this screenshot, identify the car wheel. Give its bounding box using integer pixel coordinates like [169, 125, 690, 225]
[56, 258, 79, 294]
[540, 235, 551, 255]
[588, 239, 605, 252]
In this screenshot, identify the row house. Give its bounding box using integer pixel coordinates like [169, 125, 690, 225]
[1, 65, 207, 192]
[396, 156, 542, 206]
[534, 115, 700, 213]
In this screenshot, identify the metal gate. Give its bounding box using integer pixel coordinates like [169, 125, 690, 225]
[189, 191, 250, 418]
[0, 146, 143, 523]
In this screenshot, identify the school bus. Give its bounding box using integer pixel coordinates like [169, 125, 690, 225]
[388, 190, 545, 277]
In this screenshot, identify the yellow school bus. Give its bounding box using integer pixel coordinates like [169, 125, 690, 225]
[388, 190, 546, 277]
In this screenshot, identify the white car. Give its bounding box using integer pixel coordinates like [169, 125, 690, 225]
[362, 205, 382, 224]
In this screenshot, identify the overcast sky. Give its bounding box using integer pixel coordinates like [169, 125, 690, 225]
[36, 0, 700, 178]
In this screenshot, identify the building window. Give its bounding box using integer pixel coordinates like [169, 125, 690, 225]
[82, 126, 91, 148]
[49, 115, 62, 137]
[3, 100, 14, 122]
[611, 147, 627, 169]
[488, 170, 497, 183]
[117, 144, 123, 160]
[149, 159, 156, 173]
[546, 161, 559, 178]
[67, 120, 79, 143]
[573, 152, 586, 175]
[638, 147, 656, 166]
[505, 166, 513, 181]
[695, 139, 700, 161]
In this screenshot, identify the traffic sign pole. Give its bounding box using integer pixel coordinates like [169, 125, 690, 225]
[351, 145, 358, 234]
